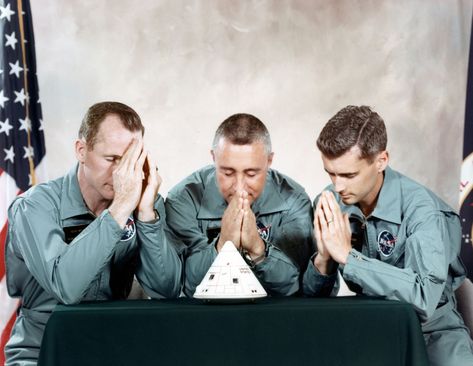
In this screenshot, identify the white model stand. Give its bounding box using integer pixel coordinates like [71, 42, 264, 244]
[194, 241, 267, 300]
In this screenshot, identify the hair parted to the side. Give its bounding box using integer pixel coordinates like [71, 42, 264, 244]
[317, 105, 387, 162]
[78, 101, 144, 149]
[212, 113, 272, 154]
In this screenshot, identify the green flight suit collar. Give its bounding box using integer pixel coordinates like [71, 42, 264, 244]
[341, 166, 401, 225]
[197, 170, 226, 219]
[370, 166, 402, 225]
[60, 164, 91, 220]
[197, 168, 289, 219]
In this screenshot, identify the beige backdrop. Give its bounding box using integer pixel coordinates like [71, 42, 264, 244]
[31, 0, 472, 210]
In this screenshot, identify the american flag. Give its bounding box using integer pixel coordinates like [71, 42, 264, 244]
[0, 0, 46, 363]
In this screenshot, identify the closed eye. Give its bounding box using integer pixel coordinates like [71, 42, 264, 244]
[105, 156, 121, 163]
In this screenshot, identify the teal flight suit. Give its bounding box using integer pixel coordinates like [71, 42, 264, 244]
[165, 165, 314, 297]
[303, 166, 473, 366]
[5, 165, 182, 366]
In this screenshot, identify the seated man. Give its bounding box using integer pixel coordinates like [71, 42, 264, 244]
[303, 105, 473, 366]
[166, 113, 314, 297]
[5, 102, 182, 366]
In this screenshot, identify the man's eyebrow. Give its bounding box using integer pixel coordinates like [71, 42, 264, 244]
[243, 168, 261, 173]
[217, 167, 261, 173]
[324, 168, 358, 175]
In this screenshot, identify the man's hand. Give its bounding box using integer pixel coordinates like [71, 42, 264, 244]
[313, 197, 337, 275]
[315, 191, 352, 266]
[216, 191, 244, 252]
[240, 192, 265, 259]
[137, 153, 162, 222]
[109, 138, 146, 228]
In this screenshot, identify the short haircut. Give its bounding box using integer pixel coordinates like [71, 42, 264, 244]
[317, 105, 387, 161]
[212, 113, 272, 154]
[78, 101, 144, 148]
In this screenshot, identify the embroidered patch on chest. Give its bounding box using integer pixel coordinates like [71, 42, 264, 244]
[121, 217, 136, 241]
[377, 230, 396, 257]
[257, 221, 271, 241]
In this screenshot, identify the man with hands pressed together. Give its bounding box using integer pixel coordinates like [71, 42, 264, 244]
[303, 105, 473, 366]
[5, 102, 181, 366]
[166, 113, 313, 297]
[217, 190, 267, 261]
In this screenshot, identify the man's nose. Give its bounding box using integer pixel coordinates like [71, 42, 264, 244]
[333, 177, 346, 193]
[235, 175, 246, 192]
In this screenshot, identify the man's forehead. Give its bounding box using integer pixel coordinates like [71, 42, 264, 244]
[96, 129, 142, 140]
[322, 149, 369, 173]
[91, 127, 142, 153]
[214, 138, 267, 154]
[214, 140, 270, 171]
[95, 121, 142, 141]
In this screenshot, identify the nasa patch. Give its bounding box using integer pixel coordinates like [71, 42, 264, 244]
[257, 221, 271, 242]
[121, 217, 136, 242]
[377, 230, 396, 257]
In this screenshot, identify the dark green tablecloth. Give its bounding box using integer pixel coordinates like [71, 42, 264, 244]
[37, 297, 428, 366]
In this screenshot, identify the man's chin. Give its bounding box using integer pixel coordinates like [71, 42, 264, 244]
[340, 195, 355, 205]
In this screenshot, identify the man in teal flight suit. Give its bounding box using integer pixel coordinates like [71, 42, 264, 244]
[5, 102, 182, 366]
[166, 113, 314, 297]
[303, 105, 473, 366]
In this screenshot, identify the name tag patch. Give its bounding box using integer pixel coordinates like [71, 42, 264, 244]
[377, 230, 396, 257]
[63, 224, 89, 244]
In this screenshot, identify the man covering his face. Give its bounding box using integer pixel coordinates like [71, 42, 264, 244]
[4, 101, 182, 366]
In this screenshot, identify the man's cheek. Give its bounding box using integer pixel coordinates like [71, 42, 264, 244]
[218, 181, 233, 200]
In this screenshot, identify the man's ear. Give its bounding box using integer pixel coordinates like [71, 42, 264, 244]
[267, 152, 274, 168]
[376, 150, 389, 172]
[75, 139, 87, 163]
[210, 149, 215, 163]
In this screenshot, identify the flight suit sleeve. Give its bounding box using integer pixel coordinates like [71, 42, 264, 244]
[135, 195, 182, 299]
[165, 189, 218, 297]
[340, 212, 450, 321]
[183, 243, 218, 297]
[251, 244, 299, 296]
[7, 195, 124, 305]
[302, 254, 338, 296]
